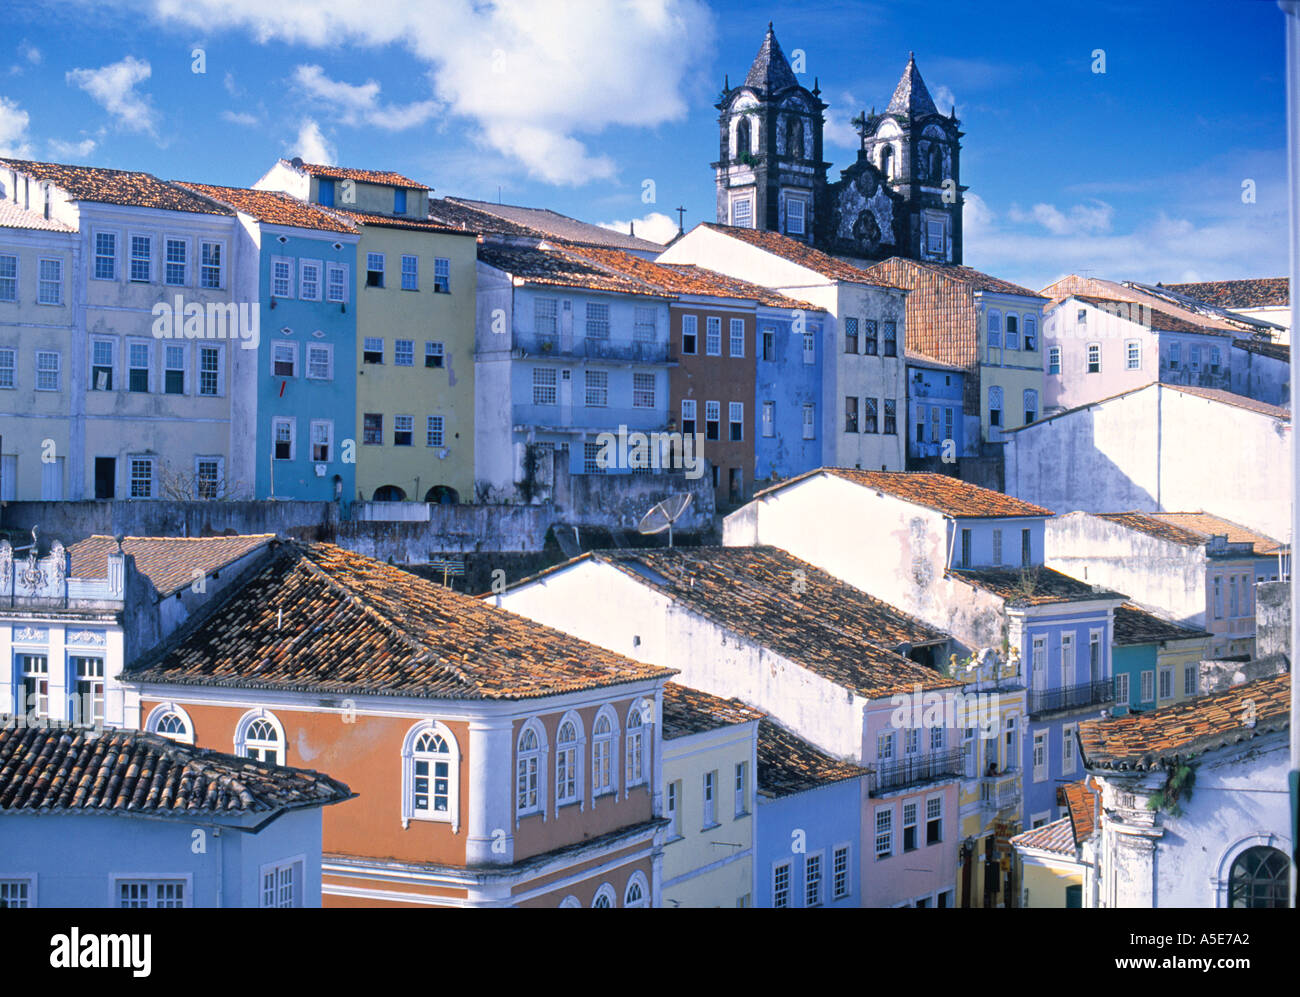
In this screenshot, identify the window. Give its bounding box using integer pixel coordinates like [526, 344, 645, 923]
[803, 332, 815, 364]
[516, 722, 543, 815]
[729, 401, 744, 441]
[624, 872, 648, 908]
[426, 415, 444, 447]
[944, 407, 954, 442]
[92, 340, 114, 391]
[864, 396, 878, 433]
[1024, 316, 1037, 351]
[844, 316, 858, 354]
[802, 404, 815, 439]
[1168, 342, 1181, 369]
[592, 884, 616, 908]
[392, 188, 407, 214]
[1061, 632, 1076, 685]
[1210, 346, 1221, 373]
[1229, 846, 1290, 907]
[729, 318, 745, 357]
[1032, 731, 1047, 782]
[804, 853, 822, 906]
[992, 529, 1003, 565]
[786, 196, 806, 236]
[307, 344, 332, 381]
[318, 179, 335, 205]
[930, 726, 945, 751]
[326, 264, 347, 303]
[130, 235, 151, 282]
[1184, 663, 1197, 697]
[926, 797, 942, 845]
[260, 860, 302, 908]
[557, 718, 581, 806]
[902, 802, 918, 851]
[165, 239, 187, 285]
[1214, 576, 1224, 618]
[706, 316, 722, 356]
[773, 861, 791, 908]
[635, 306, 657, 343]
[395, 339, 414, 367]
[584, 369, 608, 407]
[94, 231, 117, 280]
[1159, 667, 1173, 701]
[128, 456, 153, 498]
[199, 346, 221, 396]
[1190, 345, 1201, 371]
[297, 260, 321, 301]
[1022, 528, 1032, 567]
[1023, 389, 1038, 424]
[1089, 629, 1102, 682]
[959, 528, 972, 567]
[310, 421, 332, 462]
[633, 372, 656, 408]
[681, 314, 698, 354]
[200, 241, 223, 289]
[666, 780, 681, 836]
[271, 256, 293, 297]
[272, 418, 295, 460]
[405, 722, 457, 826]
[433, 257, 450, 293]
[883, 398, 897, 434]
[237, 711, 285, 764]
[760, 400, 775, 438]
[1062, 723, 1076, 774]
[863, 319, 878, 356]
[363, 413, 383, 445]
[164, 345, 185, 394]
[125, 341, 149, 392]
[592, 710, 616, 797]
[363, 337, 383, 364]
[272, 341, 297, 378]
[883, 321, 897, 357]
[845, 396, 859, 433]
[833, 847, 850, 899]
[401, 255, 418, 291]
[584, 441, 604, 474]
[535, 298, 558, 336]
[0, 881, 31, 908]
[1048, 345, 1061, 375]
[1115, 672, 1130, 706]
[118, 880, 186, 909]
[987, 310, 1002, 349]
[19, 654, 48, 720]
[877, 730, 895, 761]
[875, 808, 893, 859]
[0, 254, 16, 300]
[731, 195, 753, 229]
[626, 707, 646, 787]
[905, 728, 919, 756]
[988, 385, 1003, 427]
[705, 400, 720, 440]
[366, 252, 385, 287]
[38, 258, 62, 304]
[195, 458, 221, 498]
[425, 341, 444, 369]
[702, 770, 717, 827]
[1005, 314, 1020, 350]
[681, 399, 697, 436]
[1126, 339, 1141, 370]
[586, 302, 610, 340]
[1141, 669, 1155, 703]
[391, 414, 412, 447]
[761, 328, 775, 360]
[734, 761, 748, 817]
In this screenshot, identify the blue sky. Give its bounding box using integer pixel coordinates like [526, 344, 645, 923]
[0, 0, 1289, 289]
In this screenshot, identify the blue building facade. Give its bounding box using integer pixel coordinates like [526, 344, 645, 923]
[906, 356, 966, 465]
[754, 305, 826, 484]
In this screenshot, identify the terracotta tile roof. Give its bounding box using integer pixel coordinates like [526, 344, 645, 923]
[755, 467, 1052, 518]
[1, 159, 233, 215]
[699, 223, 899, 286]
[1146, 512, 1283, 556]
[1164, 382, 1289, 419]
[1233, 337, 1290, 363]
[579, 546, 957, 700]
[757, 718, 868, 798]
[174, 182, 357, 233]
[900, 260, 1043, 299]
[1113, 604, 1209, 646]
[449, 197, 665, 251]
[858, 257, 975, 366]
[1042, 275, 1259, 334]
[427, 197, 531, 237]
[1009, 815, 1076, 856]
[0, 199, 75, 232]
[556, 243, 818, 310]
[477, 242, 670, 297]
[327, 206, 475, 236]
[1072, 294, 1236, 336]
[130, 541, 672, 700]
[1164, 278, 1289, 309]
[1079, 673, 1290, 770]
[67, 534, 275, 598]
[0, 723, 351, 816]
[288, 160, 428, 190]
[661, 682, 764, 740]
[1097, 510, 1210, 547]
[905, 349, 966, 372]
[1059, 776, 1100, 840]
[950, 566, 1125, 606]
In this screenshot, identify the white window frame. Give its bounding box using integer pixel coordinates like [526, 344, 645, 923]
[532, 367, 557, 406]
[802, 332, 815, 365]
[632, 372, 656, 409]
[163, 342, 187, 395]
[426, 415, 445, 448]
[125, 339, 152, 393]
[729, 401, 744, 441]
[681, 314, 698, 355]
[786, 194, 807, 236]
[128, 455, 155, 498]
[272, 340, 298, 379]
[164, 236, 190, 287]
[234, 708, 286, 765]
[433, 257, 450, 293]
[1032, 730, 1047, 783]
[258, 857, 304, 908]
[309, 420, 333, 463]
[591, 705, 619, 800]
[623, 871, 649, 908]
[585, 301, 610, 340]
[585, 369, 609, 408]
[395, 339, 415, 367]
[681, 398, 697, 435]
[832, 844, 851, 901]
[1141, 669, 1155, 703]
[875, 806, 893, 860]
[0, 253, 17, 302]
[37, 257, 63, 305]
[925, 794, 943, 846]
[729, 317, 745, 357]
[702, 769, 717, 828]
[804, 850, 823, 906]
[401, 720, 460, 831]
[592, 882, 617, 908]
[734, 760, 748, 817]
[1062, 723, 1076, 775]
[92, 229, 119, 281]
[625, 702, 648, 790]
[144, 702, 196, 745]
[0, 877, 35, 908]
[271, 416, 296, 461]
[761, 400, 775, 437]
[393, 414, 414, 446]
[555, 711, 585, 813]
[1048, 345, 1061, 375]
[299, 258, 322, 301]
[113, 876, 191, 909]
[802, 403, 815, 439]
[729, 193, 755, 229]
[194, 455, 224, 499]
[772, 859, 792, 908]
[705, 316, 722, 356]
[401, 254, 419, 291]
[515, 718, 547, 818]
[306, 343, 334, 381]
[199, 239, 225, 290]
[1158, 666, 1174, 701]
[197, 345, 224, 397]
[128, 232, 152, 283]
[1126, 339, 1141, 370]
[325, 262, 348, 303]
[1115, 671, 1130, 707]
[366, 252, 386, 288]
[271, 255, 294, 298]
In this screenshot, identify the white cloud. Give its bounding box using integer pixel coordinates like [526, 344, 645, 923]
[134, 0, 715, 185]
[597, 211, 679, 244]
[47, 137, 97, 159]
[21, 42, 41, 66]
[291, 64, 438, 131]
[930, 84, 957, 116]
[1007, 199, 1113, 236]
[66, 56, 158, 135]
[221, 109, 259, 126]
[823, 90, 863, 151]
[0, 96, 33, 157]
[288, 118, 336, 164]
[223, 71, 242, 97]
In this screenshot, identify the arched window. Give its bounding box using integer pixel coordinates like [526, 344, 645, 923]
[591, 706, 618, 799]
[785, 116, 803, 158]
[592, 882, 616, 908]
[234, 709, 285, 765]
[1023, 389, 1038, 424]
[988, 386, 1004, 428]
[373, 484, 407, 502]
[625, 702, 649, 789]
[879, 144, 894, 179]
[928, 144, 941, 181]
[558, 895, 581, 908]
[556, 714, 582, 809]
[734, 117, 751, 160]
[516, 719, 545, 817]
[624, 871, 649, 908]
[145, 702, 195, 745]
[401, 721, 460, 831]
[1229, 846, 1288, 907]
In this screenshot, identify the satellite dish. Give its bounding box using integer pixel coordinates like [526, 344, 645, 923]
[637, 493, 693, 547]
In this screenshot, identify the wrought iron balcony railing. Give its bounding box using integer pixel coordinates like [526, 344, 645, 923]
[1028, 679, 1114, 718]
[869, 748, 964, 797]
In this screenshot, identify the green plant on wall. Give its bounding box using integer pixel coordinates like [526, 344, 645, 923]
[1146, 756, 1197, 817]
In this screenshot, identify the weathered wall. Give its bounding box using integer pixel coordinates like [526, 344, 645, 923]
[2, 500, 338, 545]
[1255, 581, 1290, 658]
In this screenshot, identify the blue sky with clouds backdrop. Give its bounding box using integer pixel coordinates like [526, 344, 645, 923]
[0, 0, 1289, 290]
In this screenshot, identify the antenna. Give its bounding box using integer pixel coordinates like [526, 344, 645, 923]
[637, 493, 693, 548]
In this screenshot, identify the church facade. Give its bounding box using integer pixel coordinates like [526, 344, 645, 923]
[713, 25, 965, 266]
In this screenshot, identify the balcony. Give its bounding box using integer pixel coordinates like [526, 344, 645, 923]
[979, 770, 1021, 814]
[869, 748, 964, 797]
[512, 403, 667, 433]
[514, 331, 669, 365]
[1028, 679, 1114, 718]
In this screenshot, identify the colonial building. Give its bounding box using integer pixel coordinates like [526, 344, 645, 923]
[1163, 277, 1290, 344]
[713, 25, 964, 265]
[0, 724, 351, 907]
[1110, 603, 1210, 714]
[1010, 777, 1100, 908]
[905, 351, 966, 468]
